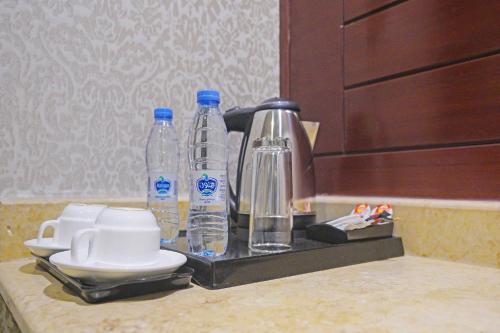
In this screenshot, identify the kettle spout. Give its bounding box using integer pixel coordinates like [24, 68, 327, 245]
[301, 121, 320, 149]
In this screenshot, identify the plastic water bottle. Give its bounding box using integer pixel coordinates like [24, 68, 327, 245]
[187, 90, 229, 256]
[146, 108, 180, 245]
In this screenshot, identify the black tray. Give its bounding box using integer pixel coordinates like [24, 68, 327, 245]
[306, 222, 394, 243]
[164, 233, 403, 289]
[35, 256, 193, 303]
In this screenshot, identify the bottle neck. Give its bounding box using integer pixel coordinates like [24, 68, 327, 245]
[154, 119, 173, 125]
[197, 102, 220, 113]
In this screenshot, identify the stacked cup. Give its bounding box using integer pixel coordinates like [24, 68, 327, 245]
[70, 207, 160, 266]
[37, 203, 106, 247]
[25, 203, 106, 257]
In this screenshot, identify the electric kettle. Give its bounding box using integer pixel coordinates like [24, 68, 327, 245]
[224, 97, 316, 229]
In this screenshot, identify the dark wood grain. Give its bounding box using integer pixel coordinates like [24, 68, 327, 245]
[344, 0, 500, 86]
[345, 54, 500, 152]
[282, 0, 500, 199]
[315, 144, 500, 199]
[344, 0, 400, 22]
[288, 0, 344, 154]
[280, 0, 291, 98]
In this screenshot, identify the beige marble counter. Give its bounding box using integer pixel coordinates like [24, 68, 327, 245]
[0, 256, 498, 333]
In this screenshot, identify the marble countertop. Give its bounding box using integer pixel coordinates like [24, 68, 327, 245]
[0, 256, 498, 333]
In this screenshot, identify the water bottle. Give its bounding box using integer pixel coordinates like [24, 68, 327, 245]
[187, 90, 229, 256]
[146, 107, 180, 245]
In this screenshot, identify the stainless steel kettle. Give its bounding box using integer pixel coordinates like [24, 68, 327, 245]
[224, 97, 316, 229]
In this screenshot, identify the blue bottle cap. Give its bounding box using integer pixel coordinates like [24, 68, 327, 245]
[197, 90, 220, 105]
[154, 108, 173, 120]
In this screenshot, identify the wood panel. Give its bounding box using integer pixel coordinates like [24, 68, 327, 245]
[344, 0, 400, 22]
[287, 0, 344, 154]
[345, 54, 500, 152]
[344, 0, 500, 86]
[280, 0, 291, 98]
[315, 144, 500, 199]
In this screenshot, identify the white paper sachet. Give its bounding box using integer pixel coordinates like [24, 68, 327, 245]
[325, 204, 394, 231]
[326, 215, 371, 231]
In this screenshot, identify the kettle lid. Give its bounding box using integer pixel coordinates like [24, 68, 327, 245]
[254, 97, 300, 112]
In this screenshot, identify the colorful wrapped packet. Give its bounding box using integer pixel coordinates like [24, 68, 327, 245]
[325, 203, 394, 231]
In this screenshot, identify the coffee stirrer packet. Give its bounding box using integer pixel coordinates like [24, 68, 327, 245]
[325, 204, 394, 231]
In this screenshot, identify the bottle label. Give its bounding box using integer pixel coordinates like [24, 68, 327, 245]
[150, 173, 176, 202]
[191, 170, 226, 206]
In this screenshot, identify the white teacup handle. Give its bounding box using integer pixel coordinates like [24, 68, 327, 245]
[71, 228, 98, 264]
[37, 220, 59, 243]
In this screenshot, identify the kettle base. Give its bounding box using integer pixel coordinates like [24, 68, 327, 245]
[235, 212, 316, 230]
[234, 227, 307, 242]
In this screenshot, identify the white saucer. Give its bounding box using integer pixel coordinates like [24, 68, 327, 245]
[49, 250, 187, 284]
[24, 238, 69, 257]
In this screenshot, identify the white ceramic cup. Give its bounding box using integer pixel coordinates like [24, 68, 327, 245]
[37, 203, 106, 247]
[71, 207, 160, 266]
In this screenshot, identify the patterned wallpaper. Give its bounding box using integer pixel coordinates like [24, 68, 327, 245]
[0, 0, 279, 201]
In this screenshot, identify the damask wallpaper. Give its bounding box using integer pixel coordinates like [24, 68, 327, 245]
[0, 0, 279, 201]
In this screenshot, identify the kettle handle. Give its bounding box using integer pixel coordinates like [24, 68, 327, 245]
[223, 106, 256, 222]
[224, 106, 255, 132]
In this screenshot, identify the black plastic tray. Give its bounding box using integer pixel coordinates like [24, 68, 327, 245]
[164, 233, 403, 289]
[306, 222, 394, 243]
[34, 256, 193, 303]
